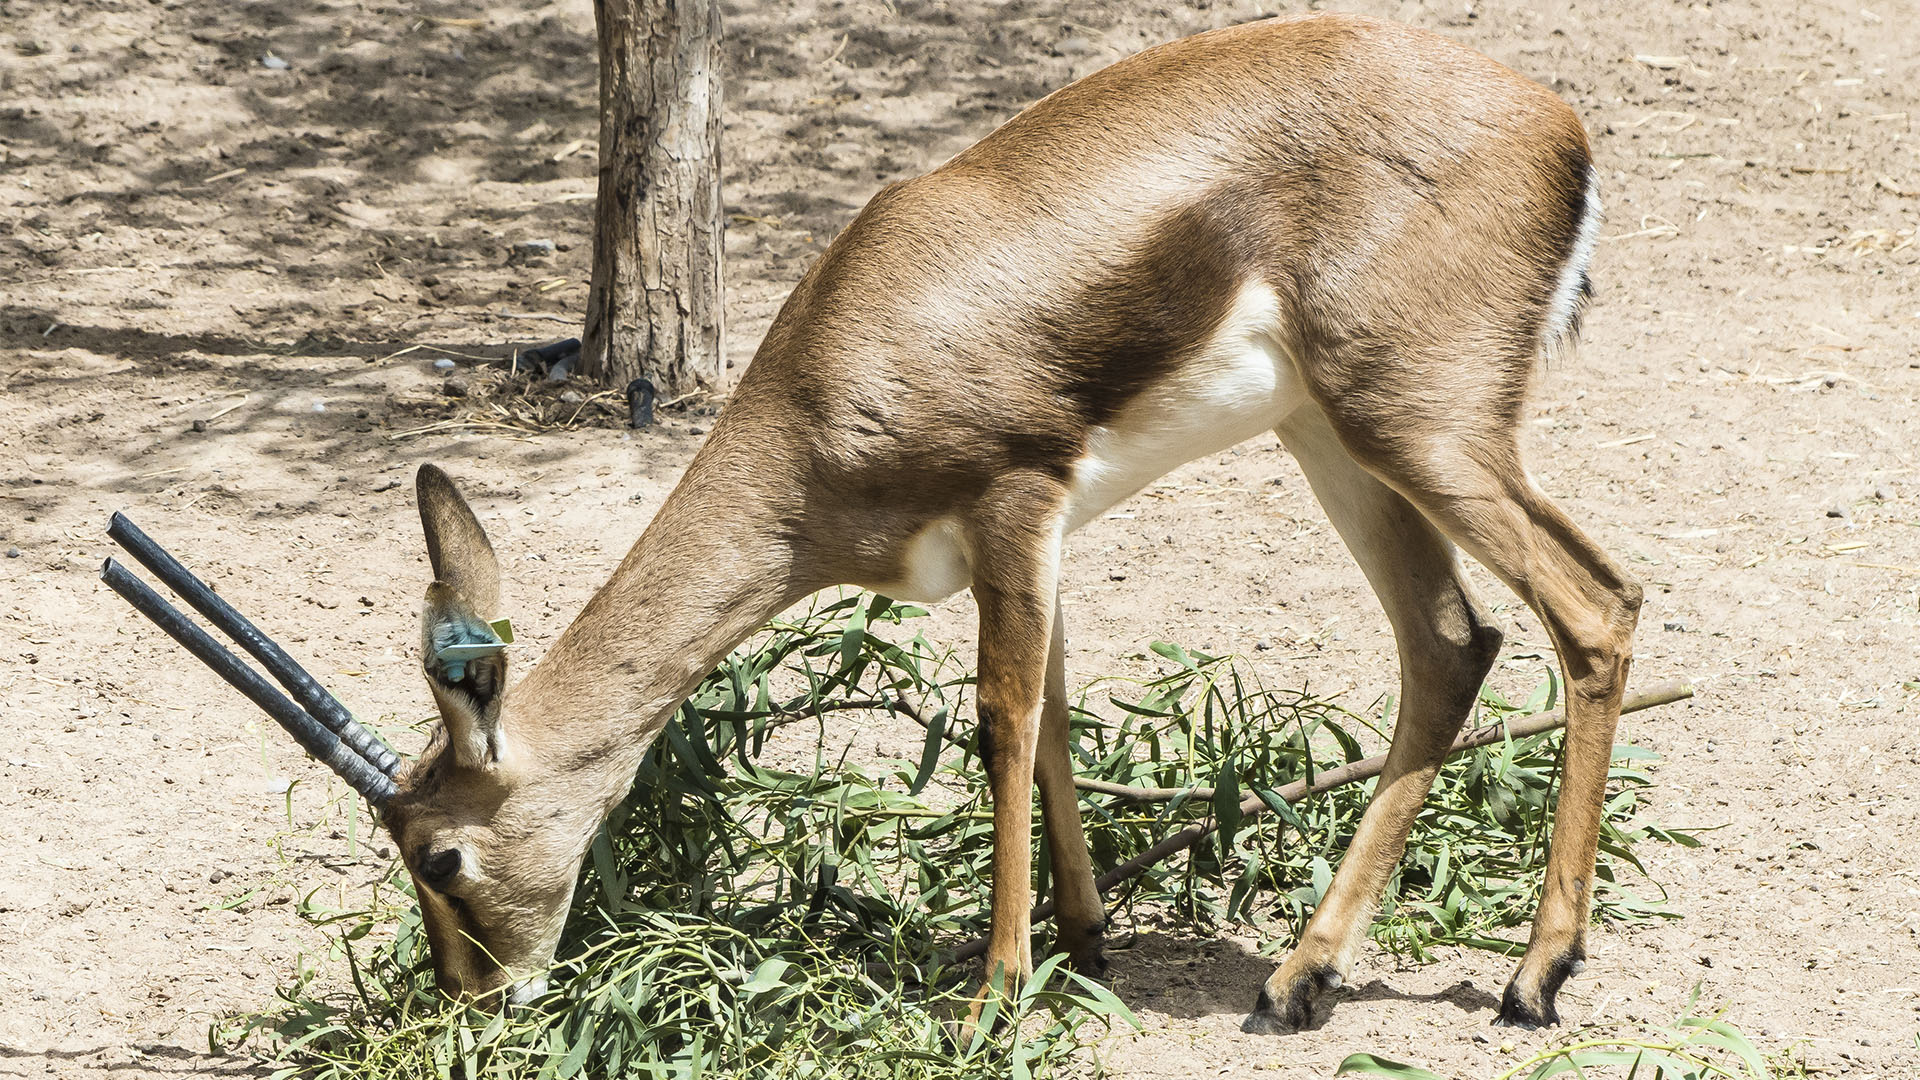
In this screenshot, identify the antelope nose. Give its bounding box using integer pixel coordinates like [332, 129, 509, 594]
[507, 974, 549, 1005]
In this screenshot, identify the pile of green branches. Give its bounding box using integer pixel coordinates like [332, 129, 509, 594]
[216, 594, 1693, 1079]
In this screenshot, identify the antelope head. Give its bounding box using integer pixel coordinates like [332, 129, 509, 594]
[375, 465, 602, 1003]
[368, 457, 796, 1002]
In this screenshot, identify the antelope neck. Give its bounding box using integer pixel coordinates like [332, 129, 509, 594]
[505, 457, 806, 784]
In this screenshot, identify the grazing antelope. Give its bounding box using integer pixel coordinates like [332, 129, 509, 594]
[254, 13, 1639, 1033]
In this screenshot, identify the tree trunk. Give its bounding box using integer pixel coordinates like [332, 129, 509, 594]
[582, 0, 723, 399]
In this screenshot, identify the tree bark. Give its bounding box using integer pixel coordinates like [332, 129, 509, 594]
[582, 0, 724, 399]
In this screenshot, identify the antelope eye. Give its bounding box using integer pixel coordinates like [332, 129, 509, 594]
[417, 847, 462, 892]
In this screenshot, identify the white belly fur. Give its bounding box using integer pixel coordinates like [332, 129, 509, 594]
[1064, 282, 1305, 532]
[865, 516, 974, 605]
[868, 282, 1305, 604]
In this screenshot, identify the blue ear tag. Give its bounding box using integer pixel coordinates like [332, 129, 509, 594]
[435, 618, 509, 682]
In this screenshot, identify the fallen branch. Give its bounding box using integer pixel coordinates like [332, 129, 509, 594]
[953, 679, 1694, 962]
[1073, 776, 1217, 802]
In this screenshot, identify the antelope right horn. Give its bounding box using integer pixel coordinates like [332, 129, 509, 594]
[106, 512, 400, 777]
[100, 557, 397, 805]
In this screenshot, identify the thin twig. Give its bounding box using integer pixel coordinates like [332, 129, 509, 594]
[1074, 776, 1217, 802]
[202, 395, 251, 422]
[952, 679, 1695, 962]
[384, 419, 539, 441]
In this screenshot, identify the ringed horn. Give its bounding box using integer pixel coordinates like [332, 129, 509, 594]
[100, 512, 400, 804]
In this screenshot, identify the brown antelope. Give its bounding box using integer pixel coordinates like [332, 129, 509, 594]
[261, 13, 1639, 1033]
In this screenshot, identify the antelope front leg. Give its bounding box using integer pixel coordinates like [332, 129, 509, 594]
[962, 493, 1063, 1034]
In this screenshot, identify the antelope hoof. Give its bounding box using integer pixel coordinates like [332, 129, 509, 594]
[1241, 965, 1342, 1035]
[956, 958, 1027, 1041]
[1056, 921, 1109, 978]
[951, 992, 995, 1047]
[1495, 952, 1584, 1028]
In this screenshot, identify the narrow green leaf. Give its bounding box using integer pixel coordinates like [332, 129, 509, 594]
[1334, 1052, 1452, 1079]
[908, 707, 947, 795]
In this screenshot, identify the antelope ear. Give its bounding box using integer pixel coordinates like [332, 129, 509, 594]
[422, 581, 511, 769]
[416, 464, 500, 620]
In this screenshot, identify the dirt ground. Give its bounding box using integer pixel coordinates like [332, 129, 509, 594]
[3, 0, 1918, 1076]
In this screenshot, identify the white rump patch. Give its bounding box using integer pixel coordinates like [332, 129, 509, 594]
[1065, 281, 1306, 531]
[1540, 166, 1601, 355]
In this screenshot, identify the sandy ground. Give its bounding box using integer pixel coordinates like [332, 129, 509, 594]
[3, 0, 1919, 1076]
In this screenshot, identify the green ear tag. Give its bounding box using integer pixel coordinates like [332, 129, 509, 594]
[438, 642, 508, 663]
[488, 618, 514, 644]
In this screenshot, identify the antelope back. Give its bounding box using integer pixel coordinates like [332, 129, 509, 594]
[734, 13, 1595, 596]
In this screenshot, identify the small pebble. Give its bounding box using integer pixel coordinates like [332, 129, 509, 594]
[1825, 501, 1849, 519]
[189, 419, 207, 433]
[1664, 620, 1689, 632]
[5, 547, 19, 558]
[260, 52, 290, 70]
[517, 239, 557, 256]
[433, 358, 457, 371]
[209, 869, 229, 883]
[559, 390, 584, 405]
[266, 777, 292, 795]
[370, 477, 400, 493]
[442, 378, 469, 398]
[1874, 484, 1895, 501]
[689, 426, 705, 435]
[311, 402, 326, 413]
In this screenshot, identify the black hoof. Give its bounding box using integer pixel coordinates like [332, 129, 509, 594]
[1068, 947, 1110, 979]
[1241, 968, 1342, 1035]
[1496, 951, 1583, 1028]
[943, 1015, 982, 1050]
[1240, 1004, 1290, 1035]
[1058, 922, 1110, 979]
[1494, 982, 1559, 1028]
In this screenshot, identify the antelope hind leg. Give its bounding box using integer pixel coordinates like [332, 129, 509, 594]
[1034, 597, 1107, 975]
[1244, 408, 1502, 1034]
